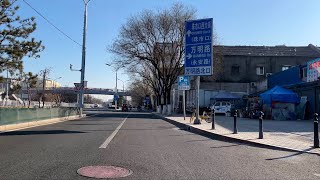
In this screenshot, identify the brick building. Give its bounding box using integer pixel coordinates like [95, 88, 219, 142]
[174, 44, 320, 110]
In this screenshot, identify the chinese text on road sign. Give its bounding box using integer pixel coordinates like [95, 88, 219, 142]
[178, 76, 190, 90]
[185, 18, 213, 76]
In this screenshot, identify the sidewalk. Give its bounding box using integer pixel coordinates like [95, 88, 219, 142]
[154, 113, 320, 155]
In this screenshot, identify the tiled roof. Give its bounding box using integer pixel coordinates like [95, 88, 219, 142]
[213, 44, 320, 57]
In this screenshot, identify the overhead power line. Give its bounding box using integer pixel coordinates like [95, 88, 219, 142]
[22, 0, 82, 47]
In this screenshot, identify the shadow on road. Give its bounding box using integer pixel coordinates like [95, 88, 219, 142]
[68, 123, 118, 125]
[265, 147, 320, 160]
[0, 130, 86, 136]
[185, 139, 212, 143]
[84, 113, 159, 119]
[210, 144, 242, 149]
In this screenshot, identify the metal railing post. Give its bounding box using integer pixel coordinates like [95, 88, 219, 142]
[233, 110, 238, 134]
[314, 113, 319, 148]
[211, 109, 215, 130]
[259, 111, 264, 139]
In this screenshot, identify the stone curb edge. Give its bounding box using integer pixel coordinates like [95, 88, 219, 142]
[0, 114, 86, 133]
[152, 113, 320, 156]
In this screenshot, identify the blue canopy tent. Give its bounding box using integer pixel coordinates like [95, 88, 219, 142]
[260, 86, 300, 105]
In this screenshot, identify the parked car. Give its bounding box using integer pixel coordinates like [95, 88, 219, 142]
[210, 101, 232, 115]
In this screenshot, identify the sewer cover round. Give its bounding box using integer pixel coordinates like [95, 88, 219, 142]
[77, 166, 132, 179]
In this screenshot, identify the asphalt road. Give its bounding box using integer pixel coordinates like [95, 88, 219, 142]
[0, 111, 319, 180]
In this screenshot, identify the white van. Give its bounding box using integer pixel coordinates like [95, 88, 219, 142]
[210, 101, 232, 115]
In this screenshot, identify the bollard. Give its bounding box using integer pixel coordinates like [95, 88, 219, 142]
[259, 111, 264, 139]
[314, 113, 319, 148]
[233, 110, 238, 134]
[211, 109, 215, 130]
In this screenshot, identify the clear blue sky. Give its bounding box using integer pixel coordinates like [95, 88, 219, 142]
[8, 0, 320, 95]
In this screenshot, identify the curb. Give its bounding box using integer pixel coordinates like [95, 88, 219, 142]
[0, 114, 86, 133]
[152, 113, 320, 156]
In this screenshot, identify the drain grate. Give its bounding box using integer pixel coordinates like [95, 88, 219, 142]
[77, 166, 132, 179]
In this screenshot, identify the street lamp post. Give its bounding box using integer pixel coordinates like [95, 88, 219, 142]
[106, 64, 125, 110]
[77, 0, 91, 115]
[117, 78, 127, 105]
[115, 70, 118, 110]
[117, 79, 125, 92]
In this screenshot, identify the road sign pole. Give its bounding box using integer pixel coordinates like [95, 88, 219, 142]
[115, 70, 118, 111]
[184, 18, 212, 124]
[183, 90, 186, 120]
[194, 76, 201, 124]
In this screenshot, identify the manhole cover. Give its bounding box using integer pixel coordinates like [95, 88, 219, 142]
[77, 166, 132, 179]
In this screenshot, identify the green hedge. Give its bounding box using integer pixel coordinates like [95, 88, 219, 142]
[0, 107, 79, 126]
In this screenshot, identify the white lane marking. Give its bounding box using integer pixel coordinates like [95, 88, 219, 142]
[314, 173, 320, 177]
[99, 114, 129, 149]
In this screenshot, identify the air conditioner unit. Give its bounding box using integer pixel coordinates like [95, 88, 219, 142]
[266, 73, 273, 77]
[250, 82, 256, 87]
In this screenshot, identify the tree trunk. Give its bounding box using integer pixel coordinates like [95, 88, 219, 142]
[42, 95, 45, 108]
[166, 89, 171, 105]
[38, 94, 41, 108]
[28, 88, 31, 108]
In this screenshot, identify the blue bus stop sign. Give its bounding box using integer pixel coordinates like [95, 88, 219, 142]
[178, 76, 190, 90]
[185, 18, 213, 76]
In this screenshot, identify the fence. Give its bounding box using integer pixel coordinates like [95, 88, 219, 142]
[0, 107, 79, 126]
[0, 100, 79, 108]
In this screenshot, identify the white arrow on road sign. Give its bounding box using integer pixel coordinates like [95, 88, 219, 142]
[187, 54, 192, 59]
[187, 30, 192, 37]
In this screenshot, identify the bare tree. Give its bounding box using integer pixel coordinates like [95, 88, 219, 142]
[45, 93, 62, 106]
[38, 68, 50, 108]
[110, 3, 197, 106]
[23, 72, 37, 108]
[128, 78, 152, 107]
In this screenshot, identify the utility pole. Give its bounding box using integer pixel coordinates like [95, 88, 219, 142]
[117, 78, 126, 105]
[42, 69, 46, 108]
[79, 0, 91, 116]
[115, 70, 118, 110]
[106, 64, 125, 110]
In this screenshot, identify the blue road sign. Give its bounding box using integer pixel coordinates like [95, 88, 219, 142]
[113, 94, 119, 101]
[178, 76, 190, 90]
[185, 18, 213, 76]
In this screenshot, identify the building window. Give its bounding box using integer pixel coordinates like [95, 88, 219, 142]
[231, 65, 240, 75]
[282, 65, 291, 71]
[256, 66, 265, 75]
